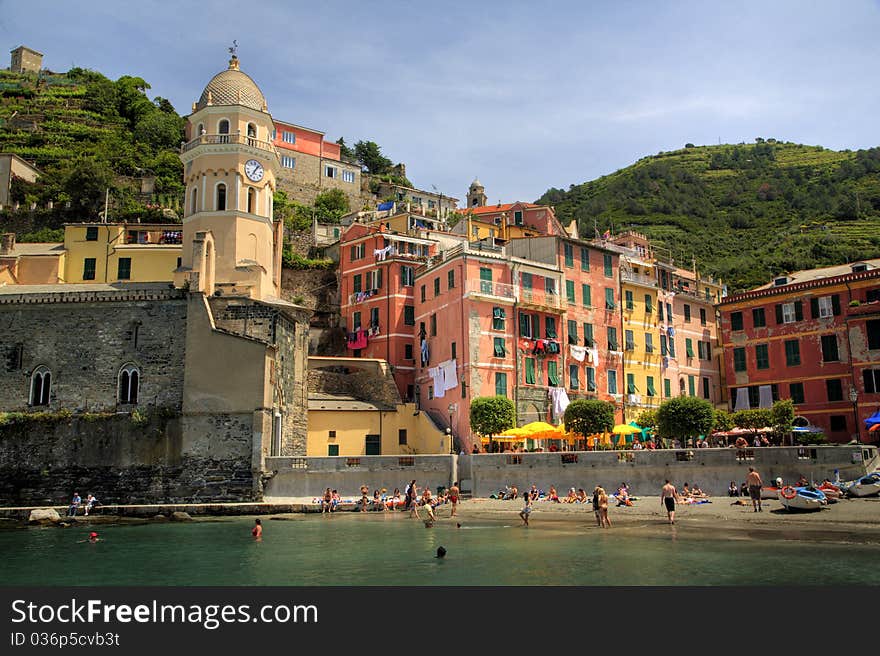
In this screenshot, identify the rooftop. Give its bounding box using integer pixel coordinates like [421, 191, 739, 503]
[754, 259, 880, 290]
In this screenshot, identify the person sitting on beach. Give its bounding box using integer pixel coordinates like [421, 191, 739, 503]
[576, 488, 588, 503]
[373, 489, 388, 511]
[616, 483, 632, 507]
[68, 492, 81, 517]
[632, 439, 642, 450]
[391, 487, 402, 509]
[502, 485, 519, 500]
[529, 484, 540, 501]
[740, 482, 749, 497]
[681, 483, 692, 498]
[564, 487, 578, 503]
[728, 481, 739, 497]
[797, 475, 809, 487]
[321, 487, 333, 514]
[547, 486, 560, 502]
[359, 488, 370, 512]
[331, 489, 340, 511]
[691, 485, 707, 499]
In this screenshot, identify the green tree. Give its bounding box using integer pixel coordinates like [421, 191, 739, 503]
[713, 409, 735, 432]
[134, 111, 185, 151]
[770, 399, 795, 444]
[313, 188, 350, 223]
[469, 396, 515, 437]
[656, 397, 715, 440]
[732, 408, 773, 437]
[635, 409, 657, 429]
[63, 157, 115, 215]
[564, 399, 615, 437]
[354, 140, 393, 174]
[336, 137, 355, 161]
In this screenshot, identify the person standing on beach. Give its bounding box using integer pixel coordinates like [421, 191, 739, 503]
[661, 480, 679, 524]
[597, 487, 611, 528]
[746, 467, 763, 512]
[592, 486, 602, 526]
[448, 481, 460, 517]
[519, 491, 533, 526]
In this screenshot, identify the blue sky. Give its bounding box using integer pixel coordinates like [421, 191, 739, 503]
[2, 1, 879, 205]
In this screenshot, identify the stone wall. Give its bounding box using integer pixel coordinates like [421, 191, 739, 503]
[0, 412, 259, 505]
[0, 290, 187, 412]
[275, 313, 309, 456]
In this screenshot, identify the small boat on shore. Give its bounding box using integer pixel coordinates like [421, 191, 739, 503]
[816, 482, 842, 502]
[761, 486, 781, 499]
[779, 485, 827, 512]
[839, 472, 880, 498]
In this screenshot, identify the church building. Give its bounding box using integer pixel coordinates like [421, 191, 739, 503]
[0, 53, 310, 505]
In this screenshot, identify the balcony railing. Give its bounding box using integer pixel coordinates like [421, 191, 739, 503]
[621, 270, 657, 287]
[517, 287, 563, 310]
[465, 279, 516, 300]
[181, 133, 276, 153]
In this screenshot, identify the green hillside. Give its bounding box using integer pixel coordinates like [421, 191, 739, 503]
[0, 67, 185, 233]
[537, 140, 880, 292]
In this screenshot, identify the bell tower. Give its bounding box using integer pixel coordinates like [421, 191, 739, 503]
[176, 51, 283, 300]
[467, 177, 487, 208]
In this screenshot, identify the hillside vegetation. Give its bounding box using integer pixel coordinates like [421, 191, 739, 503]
[537, 140, 880, 291]
[0, 67, 185, 231]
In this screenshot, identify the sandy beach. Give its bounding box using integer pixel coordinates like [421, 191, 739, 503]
[268, 495, 880, 545]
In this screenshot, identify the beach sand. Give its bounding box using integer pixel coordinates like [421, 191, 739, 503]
[269, 495, 880, 545]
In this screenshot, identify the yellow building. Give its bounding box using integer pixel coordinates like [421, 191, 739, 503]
[307, 396, 450, 456]
[620, 250, 663, 422]
[63, 223, 182, 283]
[0, 234, 65, 284]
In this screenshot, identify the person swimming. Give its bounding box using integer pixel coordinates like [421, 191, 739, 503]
[435, 546, 447, 558]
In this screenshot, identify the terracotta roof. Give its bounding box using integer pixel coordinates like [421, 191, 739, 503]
[467, 203, 541, 215]
[753, 258, 880, 290]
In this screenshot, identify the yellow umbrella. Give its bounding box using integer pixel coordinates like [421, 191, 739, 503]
[612, 424, 641, 435]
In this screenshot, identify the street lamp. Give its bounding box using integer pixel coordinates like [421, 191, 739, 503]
[850, 387, 861, 443]
[447, 402, 457, 453]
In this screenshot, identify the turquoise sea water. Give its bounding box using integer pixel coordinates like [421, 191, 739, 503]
[2, 513, 879, 586]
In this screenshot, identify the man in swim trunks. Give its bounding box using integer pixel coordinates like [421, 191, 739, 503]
[661, 480, 678, 524]
[746, 467, 763, 512]
[448, 481, 460, 517]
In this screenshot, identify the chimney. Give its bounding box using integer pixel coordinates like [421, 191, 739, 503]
[0, 233, 15, 255]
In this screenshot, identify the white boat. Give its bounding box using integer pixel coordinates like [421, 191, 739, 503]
[779, 485, 827, 511]
[840, 472, 880, 498]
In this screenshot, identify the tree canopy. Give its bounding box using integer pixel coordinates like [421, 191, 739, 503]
[469, 396, 515, 437]
[564, 399, 615, 437]
[656, 396, 715, 439]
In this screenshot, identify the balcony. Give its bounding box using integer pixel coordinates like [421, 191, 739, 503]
[621, 270, 657, 287]
[181, 133, 276, 154]
[465, 279, 516, 301]
[121, 228, 182, 245]
[517, 287, 563, 311]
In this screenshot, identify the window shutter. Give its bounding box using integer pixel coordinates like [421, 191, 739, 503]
[519, 313, 529, 336]
[832, 294, 841, 316]
[376, 268, 382, 290]
[810, 298, 819, 319]
[865, 370, 876, 394]
[794, 301, 803, 321]
[775, 304, 784, 324]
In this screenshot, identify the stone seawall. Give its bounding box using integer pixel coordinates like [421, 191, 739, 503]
[263, 446, 877, 499]
[0, 413, 259, 505]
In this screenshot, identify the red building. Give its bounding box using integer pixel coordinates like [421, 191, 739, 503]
[718, 260, 880, 443]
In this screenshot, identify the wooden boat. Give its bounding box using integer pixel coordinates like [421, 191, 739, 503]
[815, 482, 842, 501]
[779, 485, 827, 511]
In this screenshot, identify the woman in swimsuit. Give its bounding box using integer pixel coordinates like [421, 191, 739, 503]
[519, 491, 532, 526]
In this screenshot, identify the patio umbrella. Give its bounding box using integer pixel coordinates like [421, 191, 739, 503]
[612, 424, 641, 435]
[870, 424, 880, 432]
[864, 410, 880, 428]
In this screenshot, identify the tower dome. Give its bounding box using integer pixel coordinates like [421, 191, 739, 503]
[196, 55, 267, 112]
[470, 177, 483, 189]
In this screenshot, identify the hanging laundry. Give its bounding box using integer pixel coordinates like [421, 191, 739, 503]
[589, 347, 599, 364]
[734, 387, 750, 411]
[533, 339, 546, 355]
[420, 339, 430, 366]
[667, 326, 675, 337]
[758, 385, 773, 409]
[570, 345, 587, 362]
[347, 327, 368, 350]
[519, 338, 533, 352]
[373, 245, 393, 261]
[430, 366, 446, 398]
[441, 360, 458, 392]
[546, 341, 560, 354]
[548, 386, 571, 417]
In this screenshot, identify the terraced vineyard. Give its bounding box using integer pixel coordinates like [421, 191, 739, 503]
[537, 141, 880, 291]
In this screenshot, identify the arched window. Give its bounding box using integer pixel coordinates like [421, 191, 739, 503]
[118, 364, 140, 405]
[216, 183, 226, 211]
[246, 123, 257, 146]
[29, 366, 51, 406]
[247, 187, 256, 214]
[679, 378, 686, 396]
[197, 123, 205, 136]
[191, 187, 198, 215]
[218, 119, 229, 143]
